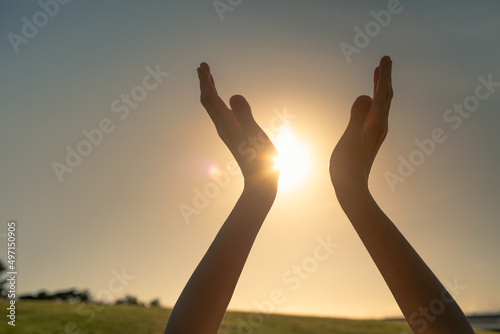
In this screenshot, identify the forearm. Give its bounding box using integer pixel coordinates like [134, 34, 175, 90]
[165, 183, 277, 334]
[335, 186, 474, 334]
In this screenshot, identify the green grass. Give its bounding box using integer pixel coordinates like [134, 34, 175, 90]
[0, 300, 496, 333]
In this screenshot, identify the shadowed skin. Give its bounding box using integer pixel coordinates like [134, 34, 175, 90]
[164, 63, 279, 334]
[165, 58, 475, 334]
[330, 56, 475, 334]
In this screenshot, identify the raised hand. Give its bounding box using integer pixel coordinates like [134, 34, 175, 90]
[328, 57, 474, 334]
[198, 62, 279, 188]
[329, 56, 393, 192]
[165, 64, 279, 334]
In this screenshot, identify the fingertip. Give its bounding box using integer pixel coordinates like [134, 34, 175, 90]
[351, 95, 372, 115]
[380, 56, 392, 72]
[347, 95, 372, 132]
[199, 62, 210, 71]
[354, 95, 373, 106]
[380, 55, 391, 64]
[197, 63, 211, 81]
[229, 94, 248, 108]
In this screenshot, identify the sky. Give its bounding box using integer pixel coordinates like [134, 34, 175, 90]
[1, 0, 500, 321]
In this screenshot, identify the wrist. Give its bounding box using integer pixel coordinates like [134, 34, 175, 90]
[334, 184, 378, 225]
[329, 166, 369, 195]
[333, 181, 371, 203]
[243, 172, 279, 194]
[333, 177, 369, 194]
[242, 179, 278, 202]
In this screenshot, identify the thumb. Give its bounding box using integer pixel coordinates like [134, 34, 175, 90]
[230, 95, 259, 132]
[345, 95, 372, 135]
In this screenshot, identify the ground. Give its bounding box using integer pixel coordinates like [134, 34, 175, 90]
[0, 300, 496, 334]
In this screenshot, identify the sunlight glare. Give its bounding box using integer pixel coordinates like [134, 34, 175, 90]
[273, 128, 311, 190]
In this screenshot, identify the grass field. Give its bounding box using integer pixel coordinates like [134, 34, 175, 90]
[0, 300, 496, 333]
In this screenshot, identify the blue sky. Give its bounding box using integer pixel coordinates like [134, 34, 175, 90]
[1, 0, 499, 319]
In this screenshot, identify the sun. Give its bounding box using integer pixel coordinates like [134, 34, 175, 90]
[273, 127, 311, 190]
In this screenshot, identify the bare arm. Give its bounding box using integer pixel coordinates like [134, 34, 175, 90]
[329, 56, 474, 334]
[164, 63, 278, 334]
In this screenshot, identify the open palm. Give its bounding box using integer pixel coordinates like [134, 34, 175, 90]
[329, 56, 393, 191]
[197, 63, 279, 187]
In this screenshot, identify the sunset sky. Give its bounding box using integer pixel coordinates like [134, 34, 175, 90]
[1, 0, 499, 320]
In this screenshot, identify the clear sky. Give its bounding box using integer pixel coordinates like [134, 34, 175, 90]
[1, 0, 499, 319]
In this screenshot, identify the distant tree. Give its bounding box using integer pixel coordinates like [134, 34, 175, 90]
[149, 298, 160, 307]
[115, 294, 142, 306]
[18, 288, 91, 302]
[36, 290, 53, 300]
[125, 295, 139, 305]
[53, 289, 77, 301]
[19, 294, 35, 300]
[0, 260, 6, 298]
[76, 289, 91, 302]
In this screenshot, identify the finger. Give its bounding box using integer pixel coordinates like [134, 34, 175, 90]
[379, 55, 391, 67]
[345, 95, 372, 136]
[366, 57, 392, 160]
[197, 66, 218, 124]
[200, 62, 218, 94]
[199, 94, 218, 125]
[372, 56, 393, 113]
[373, 65, 380, 97]
[229, 95, 260, 133]
[197, 64, 228, 125]
[197, 64, 227, 112]
[370, 58, 393, 139]
[197, 64, 221, 105]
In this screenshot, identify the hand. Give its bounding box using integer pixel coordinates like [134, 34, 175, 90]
[197, 63, 279, 188]
[329, 56, 393, 192]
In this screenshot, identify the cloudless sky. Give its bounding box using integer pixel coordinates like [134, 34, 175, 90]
[1, 0, 499, 320]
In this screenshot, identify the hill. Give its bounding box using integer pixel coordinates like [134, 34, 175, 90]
[0, 300, 497, 333]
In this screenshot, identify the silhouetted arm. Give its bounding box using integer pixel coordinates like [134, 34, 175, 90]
[329, 56, 474, 334]
[164, 63, 279, 334]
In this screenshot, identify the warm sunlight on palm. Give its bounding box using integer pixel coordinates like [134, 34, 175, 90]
[273, 127, 310, 190]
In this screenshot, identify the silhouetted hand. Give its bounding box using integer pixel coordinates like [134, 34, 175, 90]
[165, 64, 279, 334]
[329, 56, 393, 192]
[197, 62, 279, 188]
[327, 57, 474, 334]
